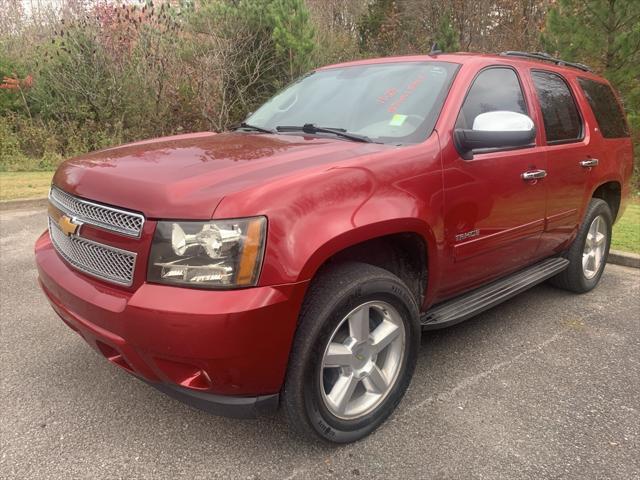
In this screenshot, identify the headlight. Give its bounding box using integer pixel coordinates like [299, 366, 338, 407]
[148, 217, 267, 288]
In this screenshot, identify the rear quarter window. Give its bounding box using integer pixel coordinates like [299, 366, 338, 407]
[577, 78, 630, 138]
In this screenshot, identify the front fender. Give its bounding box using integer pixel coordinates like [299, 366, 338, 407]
[213, 140, 445, 287]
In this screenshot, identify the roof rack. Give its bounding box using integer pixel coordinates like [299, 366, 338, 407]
[500, 51, 592, 72]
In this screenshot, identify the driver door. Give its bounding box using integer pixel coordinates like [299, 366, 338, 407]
[438, 66, 548, 298]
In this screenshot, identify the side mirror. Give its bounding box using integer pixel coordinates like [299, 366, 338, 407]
[454, 111, 536, 160]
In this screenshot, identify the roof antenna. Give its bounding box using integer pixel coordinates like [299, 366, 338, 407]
[430, 42, 443, 55]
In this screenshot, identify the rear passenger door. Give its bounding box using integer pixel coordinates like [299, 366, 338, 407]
[529, 70, 592, 256]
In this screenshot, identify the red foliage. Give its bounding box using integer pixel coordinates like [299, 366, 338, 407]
[92, 3, 141, 60]
[0, 74, 33, 91]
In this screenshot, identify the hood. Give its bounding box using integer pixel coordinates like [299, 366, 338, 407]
[53, 132, 389, 219]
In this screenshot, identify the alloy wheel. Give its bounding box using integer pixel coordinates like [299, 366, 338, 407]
[582, 214, 607, 280]
[320, 301, 405, 420]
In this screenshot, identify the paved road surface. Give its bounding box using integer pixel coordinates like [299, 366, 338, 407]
[1, 206, 639, 479]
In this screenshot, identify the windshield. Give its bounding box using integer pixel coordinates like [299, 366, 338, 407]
[246, 61, 459, 145]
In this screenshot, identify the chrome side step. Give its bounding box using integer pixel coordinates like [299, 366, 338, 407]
[421, 257, 569, 330]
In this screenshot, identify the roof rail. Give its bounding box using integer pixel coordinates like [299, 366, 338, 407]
[500, 51, 592, 72]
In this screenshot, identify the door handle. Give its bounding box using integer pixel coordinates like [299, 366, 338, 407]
[521, 169, 547, 181]
[580, 159, 599, 168]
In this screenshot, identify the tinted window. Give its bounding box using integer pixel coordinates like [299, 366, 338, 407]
[456, 68, 527, 129]
[578, 78, 629, 138]
[531, 71, 582, 143]
[247, 61, 459, 145]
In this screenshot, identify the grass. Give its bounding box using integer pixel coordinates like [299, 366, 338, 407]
[0, 171, 53, 201]
[0, 170, 638, 253]
[612, 200, 640, 254]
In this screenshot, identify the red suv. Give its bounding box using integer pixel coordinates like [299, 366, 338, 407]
[35, 52, 633, 443]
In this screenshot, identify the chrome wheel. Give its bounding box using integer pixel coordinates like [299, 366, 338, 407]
[582, 215, 607, 279]
[320, 301, 405, 420]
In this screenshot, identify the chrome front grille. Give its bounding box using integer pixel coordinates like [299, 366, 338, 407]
[49, 186, 145, 238]
[48, 218, 137, 286]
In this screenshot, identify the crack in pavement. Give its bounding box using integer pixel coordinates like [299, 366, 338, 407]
[402, 330, 565, 416]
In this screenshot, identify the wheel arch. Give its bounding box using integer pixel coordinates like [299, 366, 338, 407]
[298, 218, 435, 307]
[591, 180, 622, 222]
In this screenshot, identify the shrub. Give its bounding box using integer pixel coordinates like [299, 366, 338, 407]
[0, 116, 26, 171]
[183, 0, 316, 131]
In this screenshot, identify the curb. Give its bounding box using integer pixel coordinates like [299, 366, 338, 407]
[608, 250, 640, 269]
[0, 197, 48, 211]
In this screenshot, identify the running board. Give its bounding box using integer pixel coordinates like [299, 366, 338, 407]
[421, 257, 569, 330]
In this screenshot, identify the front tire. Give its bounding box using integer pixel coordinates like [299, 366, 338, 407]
[550, 198, 612, 293]
[282, 262, 420, 443]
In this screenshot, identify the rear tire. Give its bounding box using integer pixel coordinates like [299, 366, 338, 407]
[550, 198, 612, 293]
[282, 262, 420, 443]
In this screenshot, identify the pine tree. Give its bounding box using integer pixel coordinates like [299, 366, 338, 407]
[542, 0, 639, 108]
[433, 12, 460, 53]
[543, 0, 639, 187]
[269, 0, 316, 81]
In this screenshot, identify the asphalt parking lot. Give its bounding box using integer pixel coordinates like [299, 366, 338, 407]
[1, 205, 639, 479]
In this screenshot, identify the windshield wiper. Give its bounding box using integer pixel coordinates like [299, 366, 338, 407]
[276, 124, 373, 143]
[233, 122, 275, 134]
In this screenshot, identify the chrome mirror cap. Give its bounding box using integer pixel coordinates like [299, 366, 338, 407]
[472, 110, 535, 132]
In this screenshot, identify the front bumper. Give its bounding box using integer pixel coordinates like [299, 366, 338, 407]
[35, 231, 308, 417]
[146, 381, 279, 418]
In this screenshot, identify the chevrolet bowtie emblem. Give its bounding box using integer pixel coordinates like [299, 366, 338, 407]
[48, 203, 81, 236]
[58, 215, 80, 236]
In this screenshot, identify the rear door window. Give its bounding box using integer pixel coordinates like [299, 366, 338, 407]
[531, 71, 582, 143]
[456, 67, 528, 130]
[577, 78, 629, 138]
